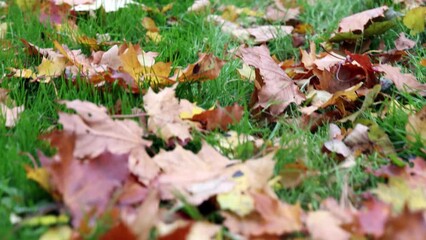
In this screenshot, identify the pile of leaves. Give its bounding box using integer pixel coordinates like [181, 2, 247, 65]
[1, 0, 426, 239]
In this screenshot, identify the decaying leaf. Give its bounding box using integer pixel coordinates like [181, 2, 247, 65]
[403, 6, 426, 35]
[0, 88, 24, 127]
[237, 45, 305, 115]
[375, 64, 426, 95]
[337, 6, 389, 33]
[143, 85, 197, 142]
[406, 106, 426, 147]
[190, 104, 244, 131]
[39, 132, 130, 227]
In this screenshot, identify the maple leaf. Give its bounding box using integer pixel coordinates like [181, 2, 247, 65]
[265, 4, 299, 22]
[208, 15, 293, 44]
[380, 208, 426, 240]
[170, 53, 225, 82]
[39, 131, 130, 227]
[187, 0, 210, 12]
[237, 45, 305, 115]
[403, 6, 426, 35]
[36, 57, 66, 82]
[406, 106, 426, 147]
[0, 88, 24, 127]
[337, 6, 389, 33]
[394, 32, 416, 50]
[306, 211, 351, 240]
[58, 100, 158, 186]
[190, 104, 244, 131]
[375, 64, 426, 95]
[151, 142, 236, 205]
[357, 198, 391, 237]
[222, 189, 303, 237]
[143, 85, 201, 142]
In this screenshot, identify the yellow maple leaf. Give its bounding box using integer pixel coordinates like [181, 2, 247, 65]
[403, 7, 426, 35]
[36, 58, 66, 82]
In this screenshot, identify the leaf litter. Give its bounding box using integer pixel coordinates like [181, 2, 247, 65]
[3, 0, 426, 239]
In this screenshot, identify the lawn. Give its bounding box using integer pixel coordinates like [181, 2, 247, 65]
[0, 0, 425, 239]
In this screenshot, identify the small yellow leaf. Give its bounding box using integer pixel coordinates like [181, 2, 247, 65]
[146, 31, 162, 44]
[40, 225, 72, 240]
[237, 63, 255, 81]
[25, 165, 51, 193]
[36, 58, 66, 82]
[403, 7, 426, 35]
[217, 173, 254, 217]
[142, 17, 159, 32]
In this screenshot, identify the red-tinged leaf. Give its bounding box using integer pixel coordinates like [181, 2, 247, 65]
[191, 104, 244, 131]
[394, 33, 416, 50]
[357, 199, 391, 237]
[375, 64, 426, 95]
[347, 52, 378, 88]
[39, 1, 72, 25]
[379, 208, 426, 240]
[100, 222, 137, 240]
[337, 6, 388, 33]
[170, 53, 225, 82]
[237, 45, 305, 115]
[39, 131, 130, 227]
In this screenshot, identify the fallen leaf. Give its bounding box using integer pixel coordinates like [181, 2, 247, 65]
[375, 64, 426, 95]
[306, 211, 351, 240]
[403, 6, 426, 35]
[394, 32, 416, 50]
[143, 85, 196, 142]
[406, 106, 426, 146]
[380, 208, 426, 240]
[187, 0, 210, 12]
[237, 63, 255, 81]
[190, 104, 244, 131]
[222, 189, 303, 237]
[170, 53, 225, 82]
[152, 142, 235, 204]
[237, 45, 305, 115]
[265, 5, 299, 22]
[39, 225, 72, 240]
[36, 57, 66, 82]
[337, 6, 389, 33]
[39, 132, 130, 227]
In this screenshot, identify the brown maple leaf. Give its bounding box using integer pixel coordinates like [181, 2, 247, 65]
[58, 100, 157, 185]
[190, 104, 244, 131]
[237, 45, 305, 115]
[375, 64, 426, 95]
[39, 131, 130, 227]
[337, 6, 389, 33]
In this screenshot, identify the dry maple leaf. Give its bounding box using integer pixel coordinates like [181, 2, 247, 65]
[0, 88, 24, 127]
[375, 64, 426, 95]
[39, 131, 130, 227]
[406, 106, 426, 147]
[379, 208, 426, 240]
[222, 188, 303, 237]
[190, 104, 244, 131]
[337, 6, 389, 33]
[394, 32, 416, 50]
[151, 142, 236, 205]
[58, 100, 157, 185]
[187, 0, 210, 12]
[306, 211, 351, 240]
[143, 85, 199, 142]
[237, 45, 305, 115]
[170, 53, 225, 82]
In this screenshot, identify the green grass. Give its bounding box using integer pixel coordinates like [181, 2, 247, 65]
[0, 0, 425, 238]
